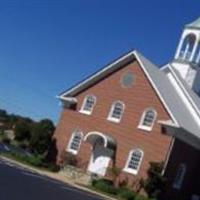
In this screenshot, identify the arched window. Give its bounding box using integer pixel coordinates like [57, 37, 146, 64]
[80, 95, 96, 115]
[194, 42, 200, 64]
[173, 163, 186, 189]
[67, 130, 83, 154]
[124, 149, 144, 175]
[179, 34, 196, 61]
[138, 108, 157, 131]
[107, 101, 125, 123]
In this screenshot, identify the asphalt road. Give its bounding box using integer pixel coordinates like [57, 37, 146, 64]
[0, 143, 31, 155]
[0, 159, 103, 200]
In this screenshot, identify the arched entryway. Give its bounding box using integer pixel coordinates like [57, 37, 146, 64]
[84, 132, 116, 176]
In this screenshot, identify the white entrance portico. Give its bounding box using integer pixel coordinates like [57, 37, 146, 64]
[84, 132, 116, 176]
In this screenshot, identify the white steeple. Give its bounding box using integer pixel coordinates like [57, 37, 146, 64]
[172, 16, 200, 94]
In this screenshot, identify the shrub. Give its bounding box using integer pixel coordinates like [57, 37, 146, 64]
[6, 151, 60, 172]
[108, 166, 121, 183]
[134, 195, 155, 200]
[27, 155, 43, 167]
[119, 177, 129, 188]
[92, 179, 155, 200]
[0, 130, 4, 135]
[92, 179, 118, 195]
[2, 136, 10, 144]
[41, 161, 60, 172]
[17, 140, 29, 149]
[46, 163, 60, 172]
[142, 162, 166, 199]
[117, 187, 135, 200]
[8, 152, 43, 167]
[63, 152, 78, 167]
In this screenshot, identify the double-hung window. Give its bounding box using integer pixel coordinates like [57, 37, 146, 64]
[67, 130, 83, 154]
[107, 101, 125, 123]
[138, 108, 157, 131]
[80, 95, 96, 115]
[124, 149, 144, 175]
[173, 163, 186, 190]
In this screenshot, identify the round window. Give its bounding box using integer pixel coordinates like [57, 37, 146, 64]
[121, 72, 134, 88]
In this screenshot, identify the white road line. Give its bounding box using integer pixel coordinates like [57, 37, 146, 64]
[22, 172, 47, 179]
[21, 171, 63, 185]
[60, 186, 102, 199]
[0, 159, 102, 199]
[1, 160, 22, 169]
[0, 160, 62, 185]
[0, 159, 33, 172]
[4, 162, 15, 167]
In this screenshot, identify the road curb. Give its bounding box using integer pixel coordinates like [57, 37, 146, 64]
[0, 155, 116, 200]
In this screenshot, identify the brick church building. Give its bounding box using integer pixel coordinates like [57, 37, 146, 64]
[53, 17, 200, 200]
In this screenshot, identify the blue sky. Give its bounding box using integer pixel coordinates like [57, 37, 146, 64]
[0, 0, 200, 123]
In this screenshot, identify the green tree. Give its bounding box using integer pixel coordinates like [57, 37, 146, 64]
[0, 109, 8, 118]
[6, 112, 33, 129]
[14, 121, 31, 141]
[0, 109, 9, 124]
[142, 162, 166, 199]
[29, 119, 55, 155]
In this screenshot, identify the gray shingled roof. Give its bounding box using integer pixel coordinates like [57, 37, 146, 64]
[136, 52, 200, 139]
[169, 66, 200, 113]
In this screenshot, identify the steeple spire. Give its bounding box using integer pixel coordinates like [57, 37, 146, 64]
[186, 16, 200, 29]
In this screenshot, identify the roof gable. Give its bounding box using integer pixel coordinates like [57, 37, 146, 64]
[59, 50, 178, 124]
[59, 51, 135, 97]
[58, 50, 200, 147]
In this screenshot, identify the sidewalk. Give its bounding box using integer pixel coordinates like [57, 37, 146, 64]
[0, 155, 116, 200]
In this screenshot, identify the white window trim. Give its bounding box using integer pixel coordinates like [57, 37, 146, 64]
[123, 149, 144, 175]
[107, 101, 125, 123]
[79, 95, 96, 115]
[173, 163, 186, 190]
[79, 109, 93, 115]
[137, 108, 157, 132]
[66, 131, 83, 155]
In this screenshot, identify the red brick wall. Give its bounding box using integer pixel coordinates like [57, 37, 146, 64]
[162, 139, 200, 200]
[53, 59, 172, 186]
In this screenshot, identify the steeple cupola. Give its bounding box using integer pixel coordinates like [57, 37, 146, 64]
[175, 17, 200, 63]
[172, 17, 200, 94]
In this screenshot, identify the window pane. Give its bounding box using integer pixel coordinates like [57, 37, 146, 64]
[83, 96, 95, 112]
[173, 164, 186, 189]
[128, 150, 143, 171]
[69, 133, 82, 151]
[142, 110, 155, 127]
[111, 103, 123, 119]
